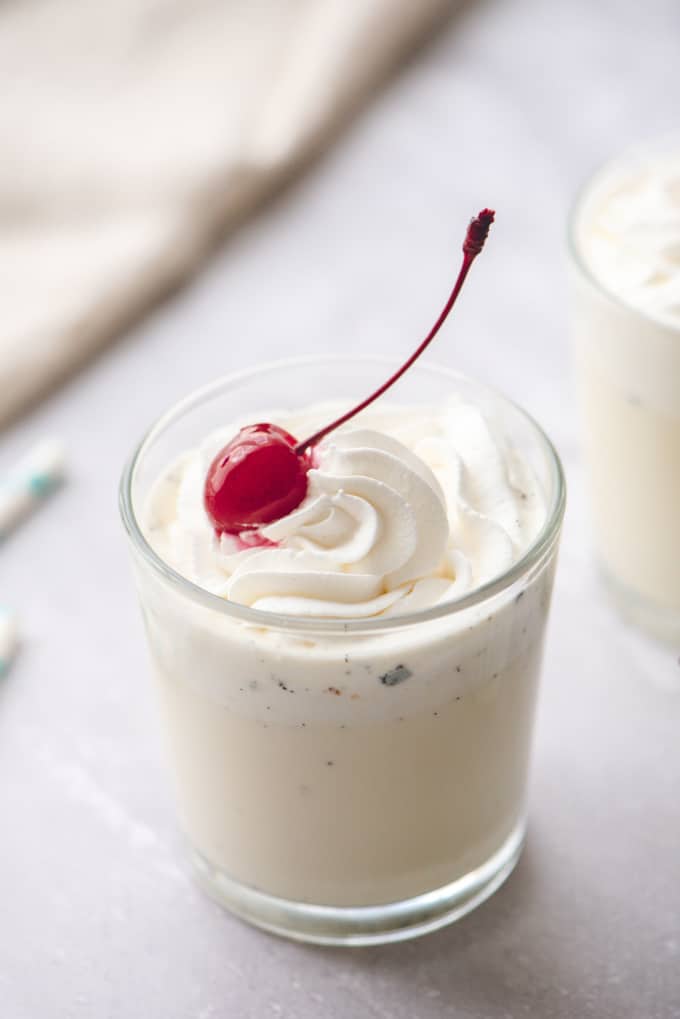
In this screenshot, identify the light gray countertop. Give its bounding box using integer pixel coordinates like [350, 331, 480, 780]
[2, 1, 679, 1016]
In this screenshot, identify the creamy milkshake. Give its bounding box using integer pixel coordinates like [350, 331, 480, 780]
[121, 359, 564, 944]
[570, 143, 680, 638]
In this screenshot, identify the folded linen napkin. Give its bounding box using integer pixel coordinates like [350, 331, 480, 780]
[0, 0, 452, 427]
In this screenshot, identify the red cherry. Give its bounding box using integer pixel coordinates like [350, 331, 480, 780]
[204, 209, 495, 537]
[204, 424, 310, 534]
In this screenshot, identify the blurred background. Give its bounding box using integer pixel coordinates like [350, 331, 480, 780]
[1, 1, 679, 1017]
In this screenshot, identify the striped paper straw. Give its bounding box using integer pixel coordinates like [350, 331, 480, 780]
[0, 608, 19, 677]
[0, 439, 65, 540]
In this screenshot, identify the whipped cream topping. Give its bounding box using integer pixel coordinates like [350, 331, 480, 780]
[577, 150, 680, 326]
[144, 402, 545, 618]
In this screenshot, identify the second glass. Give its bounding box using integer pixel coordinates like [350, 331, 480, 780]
[569, 142, 680, 641]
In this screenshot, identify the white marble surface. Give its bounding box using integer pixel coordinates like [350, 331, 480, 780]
[2, 1, 680, 1016]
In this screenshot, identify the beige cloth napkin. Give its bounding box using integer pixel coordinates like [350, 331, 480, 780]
[0, 0, 452, 427]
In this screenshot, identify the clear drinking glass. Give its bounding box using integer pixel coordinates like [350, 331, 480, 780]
[569, 142, 680, 641]
[119, 356, 565, 945]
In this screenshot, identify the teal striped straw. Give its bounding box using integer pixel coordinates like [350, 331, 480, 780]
[0, 439, 65, 541]
[0, 607, 18, 677]
[0, 439, 65, 677]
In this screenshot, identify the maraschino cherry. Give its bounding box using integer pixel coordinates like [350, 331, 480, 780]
[204, 208, 495, 535]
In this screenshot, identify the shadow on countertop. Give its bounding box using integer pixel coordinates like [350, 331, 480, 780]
[283, 835, 665, 1019]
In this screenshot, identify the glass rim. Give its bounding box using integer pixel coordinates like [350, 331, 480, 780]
[567, 137, 680, 332]
[119, 355, 566, 634]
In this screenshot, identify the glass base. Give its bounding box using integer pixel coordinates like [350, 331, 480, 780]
[191, 822, 526, 946]
[600, 565, 680, 644]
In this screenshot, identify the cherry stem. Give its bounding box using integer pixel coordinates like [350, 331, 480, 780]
[295, 208, 495, 456]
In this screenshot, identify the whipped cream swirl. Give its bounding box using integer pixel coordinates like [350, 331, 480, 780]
[145, 403, 545, 618]
[225, 429, 449, 616]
